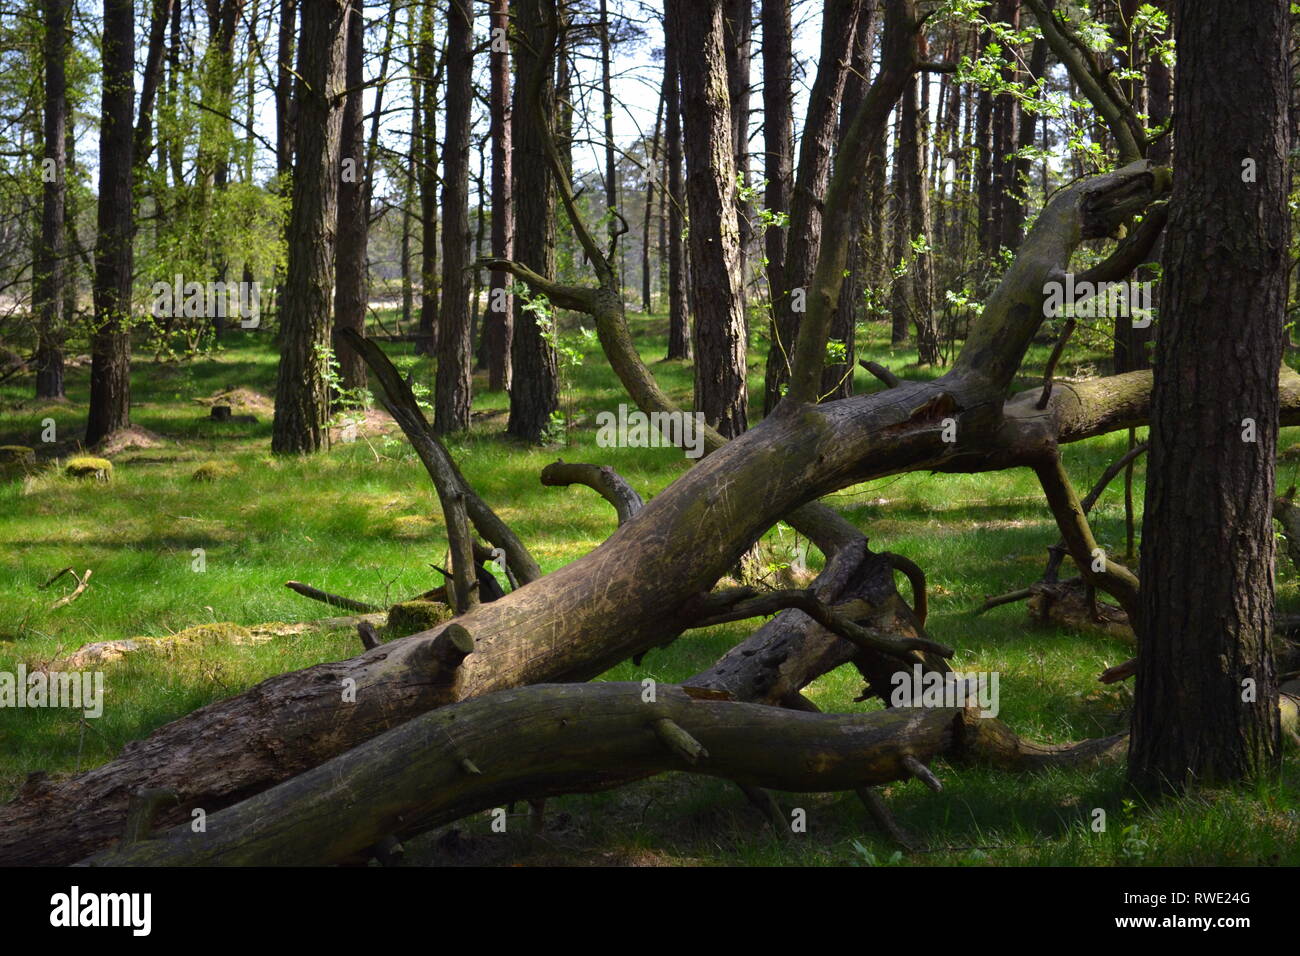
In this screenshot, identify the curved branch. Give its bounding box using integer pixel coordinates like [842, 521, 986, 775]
[860, 359, 902, 389]
[881, 551, 928, 628]
[540, 460, 645, 525]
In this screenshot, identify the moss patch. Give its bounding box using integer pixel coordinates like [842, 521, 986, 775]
[386, 600, 453, 638]
[64, 456, 113, 480]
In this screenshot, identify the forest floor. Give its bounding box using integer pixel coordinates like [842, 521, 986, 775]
[2, 309, 1299, 866]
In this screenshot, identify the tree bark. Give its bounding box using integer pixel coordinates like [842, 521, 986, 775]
[899, 69, 937, 364]
[598, 0, 618, 246]
[664, 16, 690, 360]
[485, 0, 513, 390]
[823, 0, 879, 401]
[435, 0, 474, 435]
[761, 0, 793, 358]
[85, 0, 135, 447]
[506, 0, 560, 442]
[1128, 0, 1289, 792]
[669, 0, 748, 436]
[415, 4, 441, 357]
[332, 0, 370, 394]
[34, 0, 70, 401]
[763, 0, 864, 413]
[271, 0, 348, 454]
[724, 0, 753, 319]
[82, 684, 986, 866]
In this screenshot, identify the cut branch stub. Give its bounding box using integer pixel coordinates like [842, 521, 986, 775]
[901, 755, 942, 793]
[651, 717, 709, 764]
[431, 624, 474, 670]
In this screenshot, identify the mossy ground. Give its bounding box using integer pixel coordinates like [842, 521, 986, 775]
[2, 309, 1298, 866]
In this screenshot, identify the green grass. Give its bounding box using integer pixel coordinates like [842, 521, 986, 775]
[2, 310, 1298, 867]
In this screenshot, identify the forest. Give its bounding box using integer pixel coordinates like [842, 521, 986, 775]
[0, 0, 1295, 877]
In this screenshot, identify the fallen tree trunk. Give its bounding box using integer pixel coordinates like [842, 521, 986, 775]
[79, 683, 1118, 866]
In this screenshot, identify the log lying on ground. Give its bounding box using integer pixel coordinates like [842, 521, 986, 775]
[79, 683, 1117, 866]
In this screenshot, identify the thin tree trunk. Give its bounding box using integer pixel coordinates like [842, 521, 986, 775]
[664, 20, 690, 360]
[888, 108, 910, 344]
[401, 4, 420, 334]
[599, 0, 618, 249]
[435, 0, 474, 434]
[760, 0, 792, 360]
[485, 0, 512, 390]
[34, 0, 70, 400]
[898, 70, 937, 364]
[988, 0, 1019, 256]
[724, 0, 752, 323]
[763, 0, 864, 413]
[1003, 24, 1046, 253]
[333, 0, 370, 394]
[641, 84, 664, 313]
[415, 5, 441, 357]
[823, 0, 878, 401]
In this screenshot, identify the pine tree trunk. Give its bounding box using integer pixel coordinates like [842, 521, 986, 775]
[641, 86, 664, 314]
[664, 15, 691, 360]
[760, 0, 792, 361]
[669, 0, 747, 436]
[724, 0, 752, 322]
[897, 72, 937, 364]
[506, 0, 559, 442]
[86, 0, 135, 448]
[271, 0, 347, 455]
[823, 0, 878, 400]
[34, 0, 69, 401]
[1129, 0, 1289, 791]
[484, 0, 512, 389]
[415, 4, 440, 357]
[435, 0, 474, 435]
[333, 1, 369, 394]
[763, 0, 864, 413]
